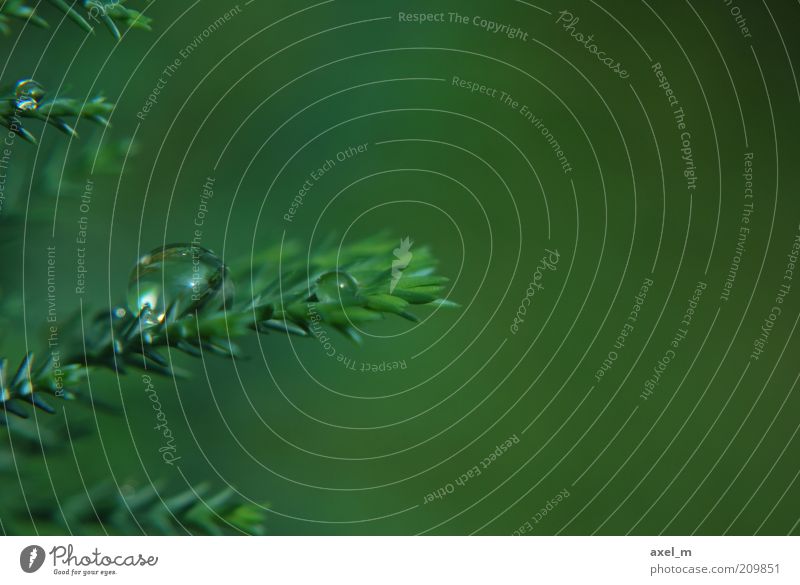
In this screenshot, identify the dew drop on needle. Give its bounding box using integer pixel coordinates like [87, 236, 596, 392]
[127, 243, 230, 325]
[314, 270, 360, 304]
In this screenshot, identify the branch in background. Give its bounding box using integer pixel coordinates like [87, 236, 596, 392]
[0, 414, 92, 454]
[0, 0, 48, 33]
[0, 79, 113, 144]
[0, 0, 152, 39]
[18, 481, 268, 536]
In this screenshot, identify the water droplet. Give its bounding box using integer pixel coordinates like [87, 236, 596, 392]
[79, 306, 131, 350]
[314, 271, 359, 303]
[127, 244, 229, 325]
[14, 96, 38, 111]
[14, 79, 44, 111]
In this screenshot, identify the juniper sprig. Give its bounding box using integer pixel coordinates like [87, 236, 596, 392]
[1, 79, 113, 144]
[1, 236, 453, 420]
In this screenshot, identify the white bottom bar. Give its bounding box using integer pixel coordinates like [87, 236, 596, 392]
[1, 536, 797, 583]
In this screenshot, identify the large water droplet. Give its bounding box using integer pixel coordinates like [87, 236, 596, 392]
[127, 244, 229, 325]
[314, 271, 359, 303]
[14, 79, 44, 111]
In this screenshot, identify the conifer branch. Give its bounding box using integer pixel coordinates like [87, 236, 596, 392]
[1, 79, 113, 144]
[1, 236, 454, 420]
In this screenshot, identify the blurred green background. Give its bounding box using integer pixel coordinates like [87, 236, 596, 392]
[1, 0, 799, 535]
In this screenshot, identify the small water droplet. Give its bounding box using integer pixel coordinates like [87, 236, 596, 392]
[82, 306, 131, 349]
[127, 243, 230, 325]
[14, 79, 44, 111]
[14, 96, 38, 111]
[314, 271, 359, 303]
